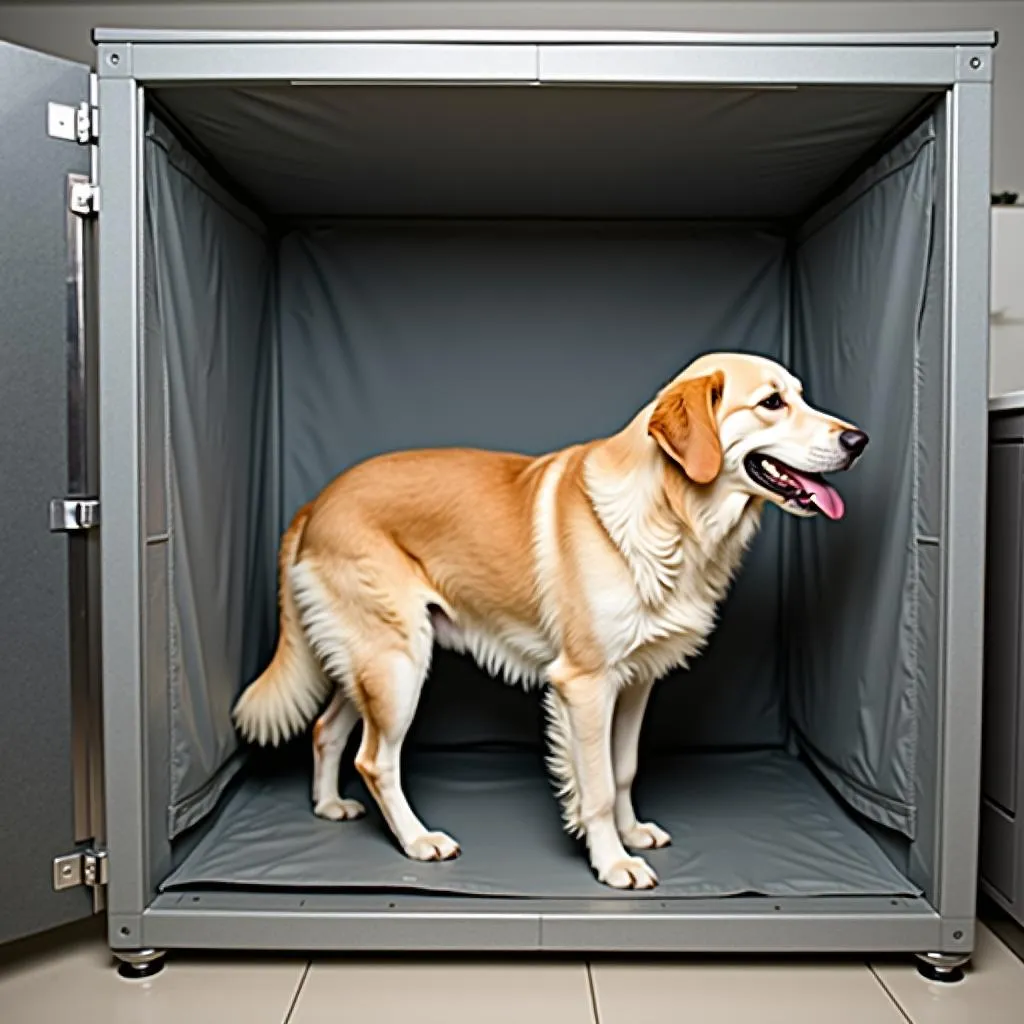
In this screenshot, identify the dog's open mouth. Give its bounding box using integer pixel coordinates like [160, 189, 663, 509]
[743, 453, 845, 520]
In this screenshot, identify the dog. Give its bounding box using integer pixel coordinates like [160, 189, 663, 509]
[233, 351, 867, 889]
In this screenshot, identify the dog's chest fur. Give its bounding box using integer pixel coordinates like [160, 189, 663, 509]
[581, 454, 763, 682]
[434, 446, 763, 688]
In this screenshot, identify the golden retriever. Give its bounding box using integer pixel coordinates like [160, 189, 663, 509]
[233, 351, 867, 889]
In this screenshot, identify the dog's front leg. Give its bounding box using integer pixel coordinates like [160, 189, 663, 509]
[611, 679, 671, 850]
[552, 668, 658, 890]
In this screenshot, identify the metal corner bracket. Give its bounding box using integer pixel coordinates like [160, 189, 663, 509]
[955, 46, 994, 82]
[53, 848, 108, 892]
[96, 42, 133, 79]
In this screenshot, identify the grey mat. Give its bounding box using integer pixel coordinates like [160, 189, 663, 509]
[162, 751, 920, 899]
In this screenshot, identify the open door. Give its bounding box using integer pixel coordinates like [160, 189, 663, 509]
[0, 39, 102, 945]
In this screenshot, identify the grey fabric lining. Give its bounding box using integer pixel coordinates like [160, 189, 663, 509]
[143, 91, 941, 875]
[153, 84, 936, 221]
[909, 543, 942, 891]
[161, 750, 919, 899]
[788, 119, 938, 839]
[907, 123, 946, 890]
[277, 222, 789, 752]
[145, 116, 281, 837]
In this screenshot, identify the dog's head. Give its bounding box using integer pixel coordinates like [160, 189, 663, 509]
[648, 352, 867, 520]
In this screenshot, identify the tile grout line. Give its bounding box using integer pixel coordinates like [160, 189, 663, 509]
[281, 961, 313, 1024]
[585, 962, 602, 1024]
[867, 962, 915, 1024]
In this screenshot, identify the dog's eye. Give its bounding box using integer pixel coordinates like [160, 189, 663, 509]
[759, 392, 785, 411]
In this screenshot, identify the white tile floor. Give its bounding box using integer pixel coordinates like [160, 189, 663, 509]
[1, 917, 1023, 1024]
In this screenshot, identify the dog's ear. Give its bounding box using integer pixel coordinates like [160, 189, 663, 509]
[648, 371, 724, 485]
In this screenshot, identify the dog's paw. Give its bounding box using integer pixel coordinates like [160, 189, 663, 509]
[313, 797, 366, 821]
[598, 855, 658, 890]
[621, 820, 672, 850]
[406, 831, 461, 862]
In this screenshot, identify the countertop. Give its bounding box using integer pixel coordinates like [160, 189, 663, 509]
[990, 391, 1024, 413]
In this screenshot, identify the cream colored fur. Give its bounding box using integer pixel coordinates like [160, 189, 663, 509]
[231, 504, 330, 747]
[233, 352, 865, 889]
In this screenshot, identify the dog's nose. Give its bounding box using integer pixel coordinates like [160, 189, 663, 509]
[839, 429, 869, 456]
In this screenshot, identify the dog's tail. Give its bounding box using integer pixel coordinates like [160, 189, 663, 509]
[233, 503, 330, 747]
[542, 688, 584, 837]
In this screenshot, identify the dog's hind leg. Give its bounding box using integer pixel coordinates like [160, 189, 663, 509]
[296, 544, 456, 860]
[353, 646, 460, 862]
[611, 678, 671, 850]
[312, 687, 365, 821]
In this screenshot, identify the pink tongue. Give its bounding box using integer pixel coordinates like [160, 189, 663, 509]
[786, 467, 845, 521]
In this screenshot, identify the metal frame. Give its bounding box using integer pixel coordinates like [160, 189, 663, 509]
[97, 74, 147, 950]
[932, 75, 994, 953]
[140, 892, 942, 953]
[92, 29, 998, 46]
[92, 33, 995, 88]
[95, 30, 993, 955]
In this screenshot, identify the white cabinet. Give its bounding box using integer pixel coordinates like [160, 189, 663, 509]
[990, 206, 1024, 397]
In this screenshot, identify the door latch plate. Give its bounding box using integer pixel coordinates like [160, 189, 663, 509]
[49, 498, 100, 532]
[68, 181, 99, 217]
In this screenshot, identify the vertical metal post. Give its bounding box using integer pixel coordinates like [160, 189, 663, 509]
[96, 75, 148, 947]
[935, 77, 993, 950]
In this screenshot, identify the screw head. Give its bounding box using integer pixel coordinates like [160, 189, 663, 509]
[970, 56, 982, 70]
[108, 52, 121, 66]
[60, 864, 74, 878]
[953, 929, 964, 940]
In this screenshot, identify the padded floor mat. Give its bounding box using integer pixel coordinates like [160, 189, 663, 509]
[161, 750, 920, 898]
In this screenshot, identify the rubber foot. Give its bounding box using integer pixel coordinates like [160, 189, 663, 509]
[916, 961, 965, 984]
[117, 956, 166, 980]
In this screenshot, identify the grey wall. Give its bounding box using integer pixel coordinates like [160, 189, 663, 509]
[0, 1, 1021, 192]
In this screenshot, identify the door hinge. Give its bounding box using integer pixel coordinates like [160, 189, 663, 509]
[69, 180, 99, 218]
[49, 497, 100, 532]
[47, 99, 98, 145]
[53, 848, 108, 892]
